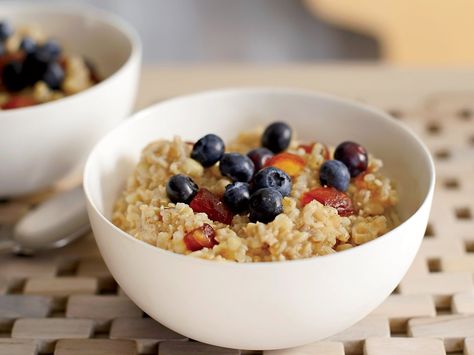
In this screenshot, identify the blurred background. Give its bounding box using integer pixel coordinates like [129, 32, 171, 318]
[7, 0, 380, 63]
[8, 0, 474, 65]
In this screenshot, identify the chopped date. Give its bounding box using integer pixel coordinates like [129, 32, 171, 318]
[301, 186, 354, 216]
[264, 152, 305, 177]
[190, 188, 234, 224]
[1, 95, 37, 109]
[184, 223, 217, 251]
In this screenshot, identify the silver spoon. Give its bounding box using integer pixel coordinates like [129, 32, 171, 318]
[0, 186, 90, 255]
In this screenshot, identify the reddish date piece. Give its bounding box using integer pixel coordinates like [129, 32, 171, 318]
[190, 188, 233, 224]
[265, 152, 305, 177]
[184, 223, 217, 251]
[301, 186, 354, 216]
[1, 95, 37, 109]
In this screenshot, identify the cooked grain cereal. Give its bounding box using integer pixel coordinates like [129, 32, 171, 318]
[0, 22, 99, 110]
[113, 127, 399, 262]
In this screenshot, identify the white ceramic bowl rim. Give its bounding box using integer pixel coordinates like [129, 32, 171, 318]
[84, 87, 436, 268]
[0, 2, 141, 116]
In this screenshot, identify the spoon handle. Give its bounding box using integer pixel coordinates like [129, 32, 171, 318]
[0, 239, 16, 254]
[0, 225, 16, 254]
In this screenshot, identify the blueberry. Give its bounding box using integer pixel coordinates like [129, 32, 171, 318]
[0, 21, 13, 42]
[334, 141, 368, 177]
[247, 147, 273, 171]
[36, 40, 61, 62]
[223, 182, 250, 214]
[2, 61, 27, 92]
[19, 37, 36, 54]
[219, 153, 255, 182]
[23, 53, 49, 84]
[166, 174, 199, 204]
[319, 160, 351, 192]
[261, 121, 292, 153]
[191, 134, 225, 167]
[252, 166, 291, 197]
[42, 62, 64, 90]
[249, 188, 283, 223]
[23, 41, 61, 84]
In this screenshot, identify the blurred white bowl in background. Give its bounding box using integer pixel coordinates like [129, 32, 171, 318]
[84, 88, 435, 350]
[0, 3, 141, 197]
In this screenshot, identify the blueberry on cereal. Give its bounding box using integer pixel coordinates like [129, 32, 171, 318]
[19, 37, 37, 54]
[42, 62, 65, 90]
[223, 182, 250, 214]
[2, 61, 27, 92]
[23, 53, 49, 84]
[0, 21, 13, 42]
[247, 147, 273, 171]
[191, 134, 225, 167]
[166, 174, 199, 204]
[334, 141, 368, 177]
[37, 40, 61, 62]
[252, 166, 291, 197]
[261, 121, 292, 153]
[319, 160, 350, 192]
[24, 41, 61, 83]
[219, 153, 255, 182]
[249, 188, 283, 223]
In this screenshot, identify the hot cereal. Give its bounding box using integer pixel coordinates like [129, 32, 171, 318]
[113, 122, 399, 262]
[0, 20, 100, 110]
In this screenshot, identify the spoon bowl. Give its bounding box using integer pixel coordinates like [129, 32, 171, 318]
[0, 186, 90, 255]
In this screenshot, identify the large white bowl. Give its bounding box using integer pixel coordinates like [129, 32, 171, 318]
[84, 88, 435, 350]
[0, 3, 141, 197]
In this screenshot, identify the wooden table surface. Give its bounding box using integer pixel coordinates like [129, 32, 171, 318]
[136, 64, 474, 109]
[1, 65, 474, 355]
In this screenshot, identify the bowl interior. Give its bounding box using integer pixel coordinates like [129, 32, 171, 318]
[1, 3, 134, 79]
[85, 89, 433, 230]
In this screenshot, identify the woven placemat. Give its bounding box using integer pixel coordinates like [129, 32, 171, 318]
[0, 90, 473, 355]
